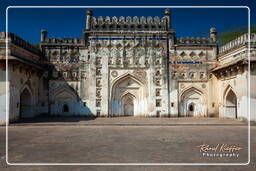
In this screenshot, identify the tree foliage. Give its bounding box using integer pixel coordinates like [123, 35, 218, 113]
[218, 25, 256, 46]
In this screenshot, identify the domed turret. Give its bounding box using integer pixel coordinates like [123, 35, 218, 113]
[210, 27, 217, 42]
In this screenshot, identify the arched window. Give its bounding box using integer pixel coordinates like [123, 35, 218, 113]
[63, 104, 69, 112]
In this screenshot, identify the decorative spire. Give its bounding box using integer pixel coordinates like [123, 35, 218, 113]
[86, 9, 93, 16]
[86, 9, 94, 30]
[164, 8, 170, 16]
[40, 29, 47, 42]
[210, 27, 217, 42]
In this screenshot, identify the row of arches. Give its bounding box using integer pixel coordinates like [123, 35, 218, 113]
[18, 76, 238, 119]
[19, 85, 79, 118]
[179, 85, 237, 118]
[110, 73, 238, 118]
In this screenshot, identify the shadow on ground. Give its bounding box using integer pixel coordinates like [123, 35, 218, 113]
[12, 115, 96, 124]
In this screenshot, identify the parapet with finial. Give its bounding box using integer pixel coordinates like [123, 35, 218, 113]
[176, 37, 216, 45]
[87, 15, 169, 32]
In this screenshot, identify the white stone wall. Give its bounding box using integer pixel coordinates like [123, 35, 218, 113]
[0, 63, 48, 124]
[178, 82, 208, 117]
[217, 70, 249, 120]
[250, 71, 256, 121]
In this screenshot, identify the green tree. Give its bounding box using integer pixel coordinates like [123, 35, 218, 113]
[218, 25, 256, 46]
[33, 43, 40, 48]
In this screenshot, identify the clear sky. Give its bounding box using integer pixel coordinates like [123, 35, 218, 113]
[1, 0, 255, 44]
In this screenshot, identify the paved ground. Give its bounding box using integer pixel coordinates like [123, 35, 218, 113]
[12, 116, 248, 126]
[0, 118, 255, 171]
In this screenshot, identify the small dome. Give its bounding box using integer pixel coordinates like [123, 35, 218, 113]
[87, 9, 93, 15]
[165, 8, 170, 15]
[210, 27, 217, 33]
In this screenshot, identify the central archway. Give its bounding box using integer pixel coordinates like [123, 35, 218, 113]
[110, 73, 147, 116]
[122, 93, 134, 116]
[180, 87, 205, 117]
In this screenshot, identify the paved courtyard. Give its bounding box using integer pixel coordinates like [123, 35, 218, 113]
[0, 118, 255, 171]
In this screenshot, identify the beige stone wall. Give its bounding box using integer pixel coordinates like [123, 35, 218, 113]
[7, 62, 48, 121]
[215, 69, 248, 119]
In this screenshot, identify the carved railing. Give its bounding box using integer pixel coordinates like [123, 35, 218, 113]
[219, 33, 256, 54]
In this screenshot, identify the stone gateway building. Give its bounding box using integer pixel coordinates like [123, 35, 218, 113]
[0, 9, 255, 124]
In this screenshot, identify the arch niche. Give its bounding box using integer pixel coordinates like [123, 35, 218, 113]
[52, 86, 78, 115]
[20, 87, 33, 118]
[180, 87, 205, 117]
[110, 73, 147, 116]
[223, 86, 237, 118]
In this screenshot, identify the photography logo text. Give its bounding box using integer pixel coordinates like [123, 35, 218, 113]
[196, 144, 243, 158]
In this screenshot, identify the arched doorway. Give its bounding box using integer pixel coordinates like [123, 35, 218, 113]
[63, 104, 69, 113]
[20, 88, 32, 118]
[122, 93, 134, 116]
[224, 88, 237, 118]
[51, 86, 78, 115]
[187, 102, 195, 117]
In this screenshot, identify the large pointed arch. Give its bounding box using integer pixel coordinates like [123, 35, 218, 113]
[223, 85, 237, 118]
[110, 72, 147, 116]
[51, 85, 79, 102]
[20, 86, 33, 118]
[180, 86, 204, 102]
[223, 85, 237, 104]
[110, 72, 146, 99]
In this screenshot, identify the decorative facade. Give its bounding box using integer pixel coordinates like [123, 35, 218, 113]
[0, 9, 255, 124]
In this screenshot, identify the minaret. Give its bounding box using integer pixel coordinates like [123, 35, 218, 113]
[40, 29, 47, 42]
[164, 8, 171, 29]
[210, 27, 217, 42]
[210, 27, 218, 57]
[86, 9, 93, 30]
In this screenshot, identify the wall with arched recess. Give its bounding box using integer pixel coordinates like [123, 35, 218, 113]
[19, 86, 34, 118]
[179, 86, 206, 117]
[222, 86, 238, 118]
[110, 73, 148, 116]
[216, 69, 249, 120]
[218, 85, 239, 119]
[50, 84, 81, 115]
[5, 64, 48, 123]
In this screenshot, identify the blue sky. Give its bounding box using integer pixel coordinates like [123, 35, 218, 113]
[0, 0, 255, 44]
